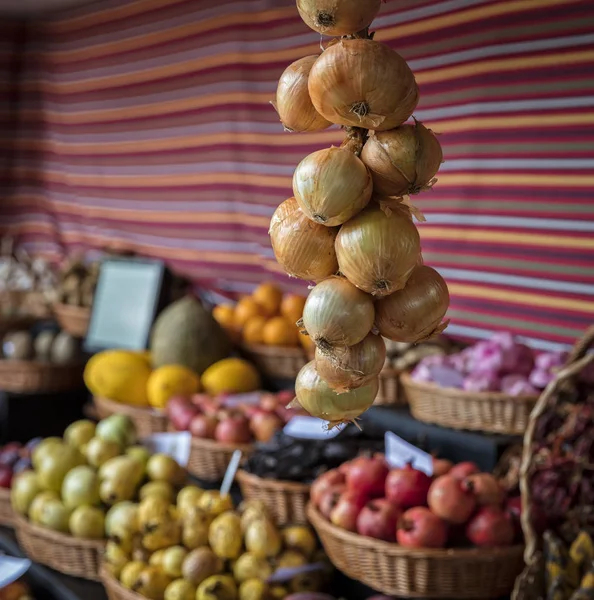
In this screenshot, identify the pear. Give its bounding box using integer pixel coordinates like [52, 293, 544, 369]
[99, 476, 137, 506]
[149, 549, 166, 569]
[209, 512, 242, 560]
[197, 491, 232, 518]
[146, 454, 185, 485]
[182, 519, 210, 550]
[239, 579, 268, 600]
[142, 519, 182, 552]
[164, 579, 196, 600]
[196, 575, 237, 600]
[38, 498, 71, 533]
[96, 414, 137, 448]
[29, 491, 59, 524]
[120, 561, 146, 590]
[105, 541, 129, 578]
[69, 505, 105, 539]
[86, 437, 121, 468]
[105, 501, 139, 543]
[181, 548, 222, 586]
[61, 466, 100, 508]
[64, 420, 96, 449]
[99, 456, 144, 486]
[10, 472, 42, 516]
[162, 546, 188, 578]
[138, 497, 172, 533]
[37, 445, 84, 493]
[281, 525, 317, 559]
[233, 552, 272, 583]
[132, 566, 171, 600]
[244, 517, 281, 559]
[176, 486, 203, 517]
[127, 445, 151, 467]
[139, 481, 175, 504]
[31, 437, 63, 470]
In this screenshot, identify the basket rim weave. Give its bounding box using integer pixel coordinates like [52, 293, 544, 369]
[236, 469, 311, 492]
[241, 342, 307, 357]
[190, 435, 253, 454]
[93, 395, 164, 417]
[101, 566, 143, 600]
[54, 302, 91, 315]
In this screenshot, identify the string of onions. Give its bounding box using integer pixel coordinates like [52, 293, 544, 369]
[292, 144, 372, 226]
[273, 55, 332, 133]
[301, 277, 375, 354]
[335, 203, 421, 297]
[269, 197, 339, 281]
[375, 265, 450, 343]
[315, 332, 386, 393]
[361, 121, 443, 197]
[294, 360, 379, 426]
[296, 0, 382, 36]
[308, 39, 419, 131]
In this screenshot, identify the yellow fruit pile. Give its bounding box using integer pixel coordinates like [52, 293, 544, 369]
[104, 492, 330, 600]
[213, 283, 313, 352]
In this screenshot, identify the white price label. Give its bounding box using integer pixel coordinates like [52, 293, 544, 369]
[283, 416, 345, 440]
[267, 563, 325, 584]
[385, 432, 433, 476]
[222, 392, 262, 408]
[0, 556, 31, 589]
[142, 432, 192, 467]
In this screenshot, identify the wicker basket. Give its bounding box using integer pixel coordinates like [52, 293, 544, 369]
[400, 371, 538, 435]
[93, 396, 168, 438]
[374, 366, 404, 406]
[0, 360, 84, 394]
[0, 487, 14, 527]
[241, 343, 307, 380]
[187, 436, 253, 482]
[54, 303, 91, 338]
[14, 514, 105, 581]
[236, 470, 310, 525]
[308, 504, 524, 598]
[102, 567, 142, 600]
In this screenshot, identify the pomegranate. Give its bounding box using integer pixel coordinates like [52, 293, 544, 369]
[166, 396, 198, 431]
[318, 484, 346, 519]
[385, 465, 432, 508]
[275, 405, 296, 424]
[449, 461, 480, 480]
[189, 414, 218, 439]
[276, 389, 294, 405]
[397, 507, 447, 548]
[466, 506, 515, 547]
[330, 491, 366, 532]
[463, 473, 505, 506]
[195, 396, 220, 416]
[432, 458, 453, 477]
[214, 414, 252, 444]
[346, 456, 389, 498]
[259, 393, 278, 412]
[311, 469, 346, 506]
[505, 496, 523, 541]
[249, 410, 283, 442]
[356, 499, 402, 542]
[338, 460, 353, 476]
[428, 475, 476, 524]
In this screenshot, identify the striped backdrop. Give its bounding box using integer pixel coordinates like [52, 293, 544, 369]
[0, 0, 593, 350]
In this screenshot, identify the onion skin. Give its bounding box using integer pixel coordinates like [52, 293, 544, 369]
[293, 146, 372, 227]
[269, 197, 339, 281]
[361, 122, 443, 197]
[296, 0, 382, 36]
[274, 55, 332, 133]
[375, 265, 450, 343]
[295, 360, 379, 424]
[315, 333, 386, 393]
[335, 204, 421, 297]
[308, 39, 419, 131]
[302, 277, 375, 351]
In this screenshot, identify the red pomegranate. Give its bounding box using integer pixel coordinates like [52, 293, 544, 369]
[397, 507, 447, 548]
[428, 475, 476, 524]
[432, 458, 454, 477]
[330, 491, 366, 532]
[189, 414, 217, 439]
[385, 465, 432, 508]
[449, 461, 480, 480]
[318, 485, 346, 519]
[463, 473, 505, 506]
[311, 469, 346, 507]
[346, 456, 389, 499]
[356, 499, 402, 542]
[466, 506, 515, 547]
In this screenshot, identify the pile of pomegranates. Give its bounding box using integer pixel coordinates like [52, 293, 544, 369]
[167, 390, 304, 444]
[310, 454, 523, 549]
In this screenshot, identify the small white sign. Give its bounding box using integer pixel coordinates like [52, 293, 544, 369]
[222, 392, 262, 408]
[267, 562, 325, 583]
[283, 416, 345, 440]
[385, 432, 433, 476]
[0, 556, 31, 589]
[142, 432, 192, 467]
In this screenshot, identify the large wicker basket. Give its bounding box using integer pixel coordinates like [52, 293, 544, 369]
[374, 366, 404, 406]
[241, 343, 307, 379]
[54, 303, 91, 338]
[102, 567, 142, 600]
[400, 372, 538, 435]
[308, 504, 524, 598]
[236, 470, 310, 525]
[0, 487, 14, 527]
[93, 396, 168, 438]
[188, 436, 253, 482]
[14, 514, 105, 581]
[0, 360, 85, 394]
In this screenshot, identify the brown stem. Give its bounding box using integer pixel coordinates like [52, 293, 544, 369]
[341, 127, 368, 156]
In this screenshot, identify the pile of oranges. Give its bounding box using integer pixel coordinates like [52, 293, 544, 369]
[213, 283, 313, 351]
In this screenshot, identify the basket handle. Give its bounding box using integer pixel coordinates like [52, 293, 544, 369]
[564, 325, 594, 367]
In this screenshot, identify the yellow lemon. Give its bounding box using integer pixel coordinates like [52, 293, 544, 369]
[147, 365, 200, 409]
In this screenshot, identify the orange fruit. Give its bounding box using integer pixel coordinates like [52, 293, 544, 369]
[235, 297, 265, 328]
[280, 294, 307, 325]
[298, 330, 315, 354]
[252, 282, 283, 317]
[213, 304, 235, 330]
[242, 315, 267, 345]
[263, 316, 300, 347]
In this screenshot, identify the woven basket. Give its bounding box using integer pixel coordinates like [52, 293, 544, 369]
[14, 514, 105, 581]
[374, 366, 404, 406]
[308, 504, 524, 598]
[241, 343, 307, 379]
[401, 372, 538, 435]
[102, 567, 142, 600]
[54, 303, 91, 338]
[236, 470, 310, 525]
[0, 487, 14, 527]
[93, 396, 168, 438]
[0, 360, 84, 394]
[187, 436, 253, 482]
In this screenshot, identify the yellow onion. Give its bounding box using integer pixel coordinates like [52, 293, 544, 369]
[273, 55, 332, 133]
[375, 265, 450, 342]
[269, 197, 338, 281]
[296, 0, 382, 36]
[308, 39, 418, 131]
[335, 203, 420, 296]
[315, 333, 386, 393]
[293, 145, 372, 227]
[361, 121, 443, 197]
[302, 277, 374, 352]
[294, 361, 378, 425]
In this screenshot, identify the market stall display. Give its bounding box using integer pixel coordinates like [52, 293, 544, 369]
[0, 580, 34, 600]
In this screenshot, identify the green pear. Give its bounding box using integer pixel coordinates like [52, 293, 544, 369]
[29, 491, 59, 524]
[99, 476, 137, 506]
[147, 454, 185, 485]
[162, 546, 188, 579]
[85, 437, 121, 468]
[10, 472, 42, 516]
[61, 466, 100, 509]
[69, 505, 105, 539]
[99, 456, 144, 486]
[31, 437, 63, 470]
[37, 445, 84, 493]
[139, 481, 175, 503]
[105, 501, 139, 544]
[38, 498, 72, 533]
[64, 420, 96, 449]
[176, 486, 203, 518]
[96, 415, 137, 448]
[126, 445, 151, 467]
